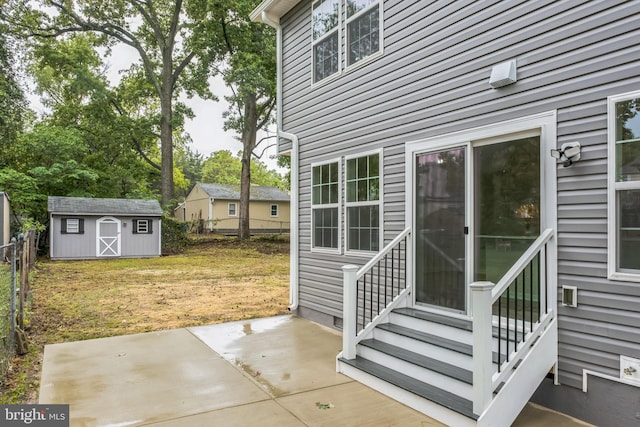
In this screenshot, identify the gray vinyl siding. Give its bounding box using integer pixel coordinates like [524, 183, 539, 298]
[280, 0, 640, 389]
[50, 215, 161, 260]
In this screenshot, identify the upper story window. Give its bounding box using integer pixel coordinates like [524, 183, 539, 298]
[312, 0, 382, 84]
[311, 160, 341, 251]
[313, 0, 340, 82]
[608, 92, 640, 280]
[346, 0, 380, 66]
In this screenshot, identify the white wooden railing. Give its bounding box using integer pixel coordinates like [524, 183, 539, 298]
[342, 228, 412, 359]
[471, 228, 555, 417]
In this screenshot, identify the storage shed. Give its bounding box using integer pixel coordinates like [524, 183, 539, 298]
[48, 196, 163, 260]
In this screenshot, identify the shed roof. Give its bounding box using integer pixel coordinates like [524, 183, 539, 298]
[197, 183, 290, 202]
[48, 196, 163, 216]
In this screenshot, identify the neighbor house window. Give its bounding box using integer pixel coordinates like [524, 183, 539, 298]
[61, 218, 84, 234]
[312, 160, 340, 250]
[346, 0, 381, 67]
[346, 151, 381, 252]
[228, 203, 237, 217]
[312, 0, 382, 83]
[271, 204, 279, 217]
[133, 219, 152, 234]
[609, 92, 640, 279]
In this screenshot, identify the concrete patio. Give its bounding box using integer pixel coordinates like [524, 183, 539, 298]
[39, 315, 593, 426]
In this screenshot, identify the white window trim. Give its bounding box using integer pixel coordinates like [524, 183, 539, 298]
[311, 158, 342, 254]
[344, 0, 384, 73]
[135, 219, 150, 234]
[228, 202, 237, 217]
[271, 204, 279, 217]
[65, 218, 80, 234]
[607, 91, 640, 282]
[344, 148, 383, 256]
[310, 0, 384, 88]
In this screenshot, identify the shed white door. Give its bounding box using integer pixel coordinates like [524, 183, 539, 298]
[97, 217, 121, 257]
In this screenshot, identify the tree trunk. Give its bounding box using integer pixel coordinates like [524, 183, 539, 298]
[238, 93, 258, 240]
[160, 52, 174, 208]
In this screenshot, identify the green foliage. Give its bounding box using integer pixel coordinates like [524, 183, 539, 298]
[0, 32, 27, 164]
[19, 217, 46, 233]
[201, 150, 287, 190]
[160, 215, 190, 255]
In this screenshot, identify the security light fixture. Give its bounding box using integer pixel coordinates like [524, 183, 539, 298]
[551, 142, 581, 167]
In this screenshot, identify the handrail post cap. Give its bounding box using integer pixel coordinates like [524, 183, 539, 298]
[342, 264, 359, 272]
[470, 281, 495, 291]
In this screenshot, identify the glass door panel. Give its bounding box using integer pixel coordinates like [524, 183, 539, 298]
[474, 137, 541, 283]
[415, 147, 466, 312]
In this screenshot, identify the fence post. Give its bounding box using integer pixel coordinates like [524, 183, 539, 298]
[342, 265, 359, 360]
[471, 281, 494, 416]
[9, 239, 16, 354]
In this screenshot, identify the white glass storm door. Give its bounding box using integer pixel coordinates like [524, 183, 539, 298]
[97, 217, 121, 257]
[413, 134, 542, 315]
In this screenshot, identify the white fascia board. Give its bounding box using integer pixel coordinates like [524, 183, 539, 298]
[250, 0, 300, 22]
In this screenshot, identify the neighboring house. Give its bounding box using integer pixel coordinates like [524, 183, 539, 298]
[0, 192, 10, 246]
[252, 1, 640, 426]
[176, 183, 290, 235]
[48, 196, 163, 260]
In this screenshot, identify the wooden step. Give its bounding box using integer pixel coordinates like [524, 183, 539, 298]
[359, 338, 472, 384]
[377, 322, 505, 365]
[392, 307, 472, 331]
[339, 355, 478, 420]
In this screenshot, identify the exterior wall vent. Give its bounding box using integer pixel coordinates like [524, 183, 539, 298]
[489, 60, 517, 88]
[561, 285, 578, 308]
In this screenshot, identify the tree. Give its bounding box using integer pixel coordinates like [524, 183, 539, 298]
[3, 0, 219, 207]
[201, 0, 277, 239]
[201, 149, 286, 189]
[0, 31, 28, 165]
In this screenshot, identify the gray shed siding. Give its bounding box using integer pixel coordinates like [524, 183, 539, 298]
[279, 0, 640, 395]
[50, 215, 161, 260]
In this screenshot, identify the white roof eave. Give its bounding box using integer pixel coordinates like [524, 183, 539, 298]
[250, 0, 301, 23]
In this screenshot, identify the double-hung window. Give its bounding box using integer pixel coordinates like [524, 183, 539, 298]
[346, 0, 381, 67]
[312, 0, 382, 84]
[311, 160, 340, 250]
[271, 204, 279, 217]
[312, 0, 340, 83]
[608, 92, 640, 279]
[346, 152, 381, 252]
[228, 203, 237, 217]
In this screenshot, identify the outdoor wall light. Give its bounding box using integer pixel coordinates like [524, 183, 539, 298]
[551, 141, 581, 167]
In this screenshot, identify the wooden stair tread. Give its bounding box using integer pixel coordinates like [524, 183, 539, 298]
[360, 338, 473, 384]
[339, 356, 478, 420]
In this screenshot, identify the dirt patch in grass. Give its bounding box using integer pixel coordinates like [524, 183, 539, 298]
[0, 235, 290, 404]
